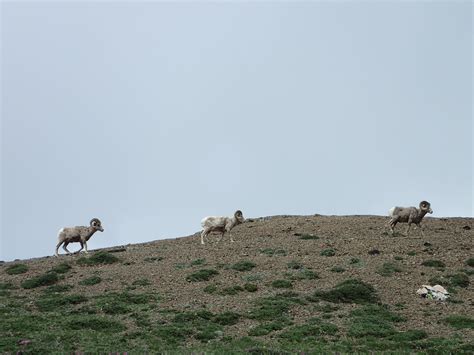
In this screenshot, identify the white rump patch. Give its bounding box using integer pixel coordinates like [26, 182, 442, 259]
[388, 207, 396, 217]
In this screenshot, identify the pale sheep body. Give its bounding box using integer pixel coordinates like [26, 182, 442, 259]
[55, 218, 104, 256]
[388, 201, 433, 236]
[200, 210, 244, 245]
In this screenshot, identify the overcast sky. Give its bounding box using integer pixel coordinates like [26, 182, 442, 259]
[1, 1, 472, 261]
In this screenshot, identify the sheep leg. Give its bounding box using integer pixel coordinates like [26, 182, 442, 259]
[84, 242, 89, 254]
[200, 230, 207, 245]
[417, 223, 425, 236]
[63, 242, 72, 255]
[388, 218, 398, 233]
[405, 223, 411, 236]
[74, 242, 84, 254]
[55, 242, 63, 257]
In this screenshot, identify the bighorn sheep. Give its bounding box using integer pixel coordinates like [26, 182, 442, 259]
[55, 218, 104, 257]
[200, 210, 245, 245]
[388, 201, 433, 236]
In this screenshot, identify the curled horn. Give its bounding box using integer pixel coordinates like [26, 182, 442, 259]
[419, 201, 430, 209]
[90, 218, 101, 226]
[235, 210, 243, 217]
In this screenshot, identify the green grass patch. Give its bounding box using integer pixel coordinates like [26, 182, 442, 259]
[79, 276, 102, 286]
[219, 285, 244, 295]
[203, 284, 217, 294]
[50, 262, 72, 274]
[213, 312, 240, 325]
[272, 279, 293, 289]
[242, 273, 263, 282]
[248, 319, 291, 336]
[36, 294, 88, 312]
[248, 292, 304, 321]
[287, 260, 303, 270]
[279, 318, 338, 341]
[448, 273, 469, 288]
[443, 315, 474, 329]
[466, 258, 474, 267]
[348, 305, 403, 339]
[186, 269, 219, 282]
[377, 262, 402, 277]
[260, 248, 287, 256]
[21, 272, 59, 289]
[421, 259, 446, 268]
[320, 249, 336, 257]
[132, 278, 152, 287]
[308, 279, 378, 304]
[349, 257, 361, 264]
[67, 315, 126, 332]
[190, 258, 206, 266]
[394, 256, 403, 261]
[5, 263, 28, 275]
[407, 251, 417, 256]
[286, 269, 319, 281]
[77, 251, 119, 266]
[298, 234, 320, 240]
[231, 261, 256, 272]
[43, 284, 74, 294]
[330, 266, 345, 273]
[94, 291, 157, 315]
[244, 283, 258, 292]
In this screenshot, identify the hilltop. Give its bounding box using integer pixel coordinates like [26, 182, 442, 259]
[1, 215, 473, 353]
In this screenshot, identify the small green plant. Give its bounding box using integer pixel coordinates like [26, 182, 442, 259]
[67, 316, 126, 332]
[21, 272, 59, 289]
[242, 273, 263, 282]
[231, 261, 256, 272]
[79, 276, 102, 286]
[330, 266, 345, 273]
[272, 280, 293, 289]
[77, 251, 119, 266]
[5, 263, 28, 275]
[350, 257, 361, 264]
[466, 258, 474, 267]
[260, 248, 287, 256]
[95, 292, 156, 315]
[186, 269, 219, 282]
[248, 320, 291, 336]
[219, 286, 244, 295]
[443, 315, 474, 329]
[320, 249, 336, 257]
[377, 262, 402, 277]
[448, 273, 469, 288]
[407, 251, 417, 256]
[43, 284, 74, 294]
[287, 269, 319, 280]
[213, 312, 240, 325]
[203, 284, 217, 294]
[308, 279, 378, 304]
[299, 234, 320, 240]
[50, 262, 72, 274]
[36, 294, 88, 311]
[132, 278, 152, 287]
[394, 256, 403, 261]
[421, 259, 446, 268]
[190, 258, 206, 266]
[287, 261, 303, 270]
[248, 292, 304, 321]
[244, 283, 258, 292]
[279, 319, 338, 341]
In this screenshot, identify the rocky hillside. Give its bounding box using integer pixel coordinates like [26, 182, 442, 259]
[1, 215, 473, 353]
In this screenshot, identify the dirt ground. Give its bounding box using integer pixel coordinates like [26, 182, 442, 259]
[2, 214, 473, 344]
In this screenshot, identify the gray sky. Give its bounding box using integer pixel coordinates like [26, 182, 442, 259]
[1, 1, 472, 261]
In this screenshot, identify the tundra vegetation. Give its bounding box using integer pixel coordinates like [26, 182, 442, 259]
[1, 214, 472, 353]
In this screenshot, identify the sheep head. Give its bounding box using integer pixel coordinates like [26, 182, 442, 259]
[234, 210, 245, 223]
[419, 201, 433, 214]
[90, 218, 104, 232]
